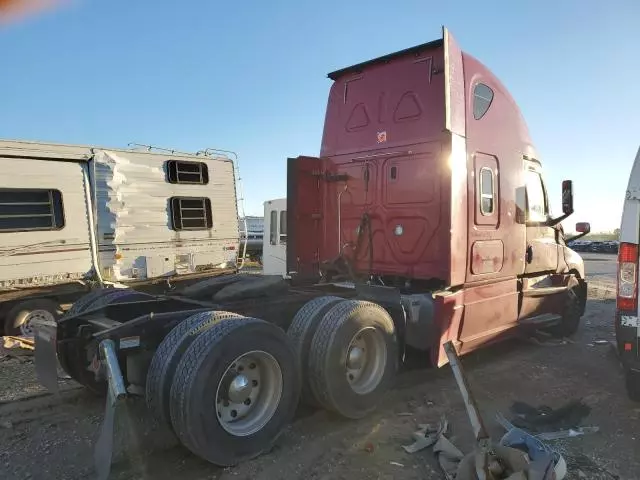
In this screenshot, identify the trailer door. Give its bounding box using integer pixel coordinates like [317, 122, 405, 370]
[286, 156, 324, 280]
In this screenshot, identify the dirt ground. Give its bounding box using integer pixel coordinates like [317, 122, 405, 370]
[1, 284, 638, 480]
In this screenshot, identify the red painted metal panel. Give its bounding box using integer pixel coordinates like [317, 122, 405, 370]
[463, 52, 529, 283]
[444, 27, 466, 138]
[458, 278, 519, 353]
[286, 156, 325, 279]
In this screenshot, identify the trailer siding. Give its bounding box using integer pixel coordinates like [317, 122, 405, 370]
[0, 157, 93, 289]
[93, 150, 239, 281]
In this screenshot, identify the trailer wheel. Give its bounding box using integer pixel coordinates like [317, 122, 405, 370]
[308, 300, 398, 419]
[287, 296, 344, 405]
[4, 299, 60, 336]
[146, 310, 242, 427]
[169, 317, 300, 466]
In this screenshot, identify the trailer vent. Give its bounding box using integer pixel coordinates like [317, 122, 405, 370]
[166, 160, 209, 185]
[170, 197, 213, 230]
[0, 188, 64, 232]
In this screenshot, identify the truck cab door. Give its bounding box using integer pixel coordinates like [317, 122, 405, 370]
[520, 160, 561, 319]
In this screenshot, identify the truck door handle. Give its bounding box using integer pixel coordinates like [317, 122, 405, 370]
[526, 245, 533, 264]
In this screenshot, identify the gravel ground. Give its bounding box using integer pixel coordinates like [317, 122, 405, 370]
[0, 284, 637, 480]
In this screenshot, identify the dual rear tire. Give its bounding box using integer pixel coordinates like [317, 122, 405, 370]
[145, 297, 398, 467]
[287, 298, 398, 419]
[146, 313, 300, 466]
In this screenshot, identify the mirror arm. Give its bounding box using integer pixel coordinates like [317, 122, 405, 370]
[566, 231, 589, 243]
[547, 212, 571, 227]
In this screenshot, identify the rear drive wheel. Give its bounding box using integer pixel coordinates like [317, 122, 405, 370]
[4, 299, 60, 337]
[545, 279, 583, 338]
[308, 300, 398, 419]
[169, 318, 300, 466]
[287, 296, 344, 405]
[145, 310, 242, 427]
[625, 369, 640, 402]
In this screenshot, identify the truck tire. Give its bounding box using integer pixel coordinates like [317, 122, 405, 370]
[169, 317, 300, 466]
[308, 300, 398, 419]
[287, 296, 344, 405]
[4, 299, 61, 337]
[625, 369, 640, 402]
[545, 280, 583, 338]
[60, 289, 110, 320]
[60, 288, 152, 321]
[146, 310, 242, 428]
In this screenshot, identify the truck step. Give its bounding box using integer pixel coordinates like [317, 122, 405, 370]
[518, 314, 562, 326]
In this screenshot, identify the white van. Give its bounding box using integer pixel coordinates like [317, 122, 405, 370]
[617, 145, 640, 400]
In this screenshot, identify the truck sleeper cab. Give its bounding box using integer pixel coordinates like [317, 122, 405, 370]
[36, 28, 590, 476]
[288, 28, 589, 366]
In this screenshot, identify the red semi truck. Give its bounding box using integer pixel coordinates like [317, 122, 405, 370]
[34, 27, 590, 475]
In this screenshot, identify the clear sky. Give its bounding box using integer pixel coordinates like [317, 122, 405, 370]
[1, 0, 638, 232]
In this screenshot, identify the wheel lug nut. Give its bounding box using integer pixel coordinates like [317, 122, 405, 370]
[252, 380, 258, 387]
[231, 410, 238, 418]
[244, 398, 252, 406]
[249, 363, 256, 369]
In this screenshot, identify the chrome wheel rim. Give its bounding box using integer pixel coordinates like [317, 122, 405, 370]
[215, 350, 283, 436]
[21, 309, 55, 337]
[345, 327, 387, 395]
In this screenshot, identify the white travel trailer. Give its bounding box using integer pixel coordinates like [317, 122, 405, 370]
[0, 140, 239, 335]
[262, 198, 287, 276]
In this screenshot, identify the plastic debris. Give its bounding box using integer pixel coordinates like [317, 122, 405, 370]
[0, 336, 35, 359]
[536, 426, 600, 441]
[508, 399, 591, 433]
[402, 418, 448, 454]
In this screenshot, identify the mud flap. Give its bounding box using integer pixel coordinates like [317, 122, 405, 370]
[33, 319, 60, 394]
[94, 339, 127, 480]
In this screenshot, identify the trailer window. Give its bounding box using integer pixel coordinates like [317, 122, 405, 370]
[0, 189, 65, 232]
[170, 197, 213, 230]
[479, 168, 495, 215]
[279, 210, 287, 244]
[473, 83, 494, 120]
[525, 170, 547, 222]
[270, 210, 278, 245]
[166, 160, 209, 185]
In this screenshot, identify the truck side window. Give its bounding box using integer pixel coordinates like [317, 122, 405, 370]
[479, 167, 494, 215]
[525, 169, 547, 222]
[270, 210, 278, 245]
[279, 210, 287, 245]
[473, 84, 494, 120]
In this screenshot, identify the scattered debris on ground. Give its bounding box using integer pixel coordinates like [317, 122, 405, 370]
[0, 336, 34, 360]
